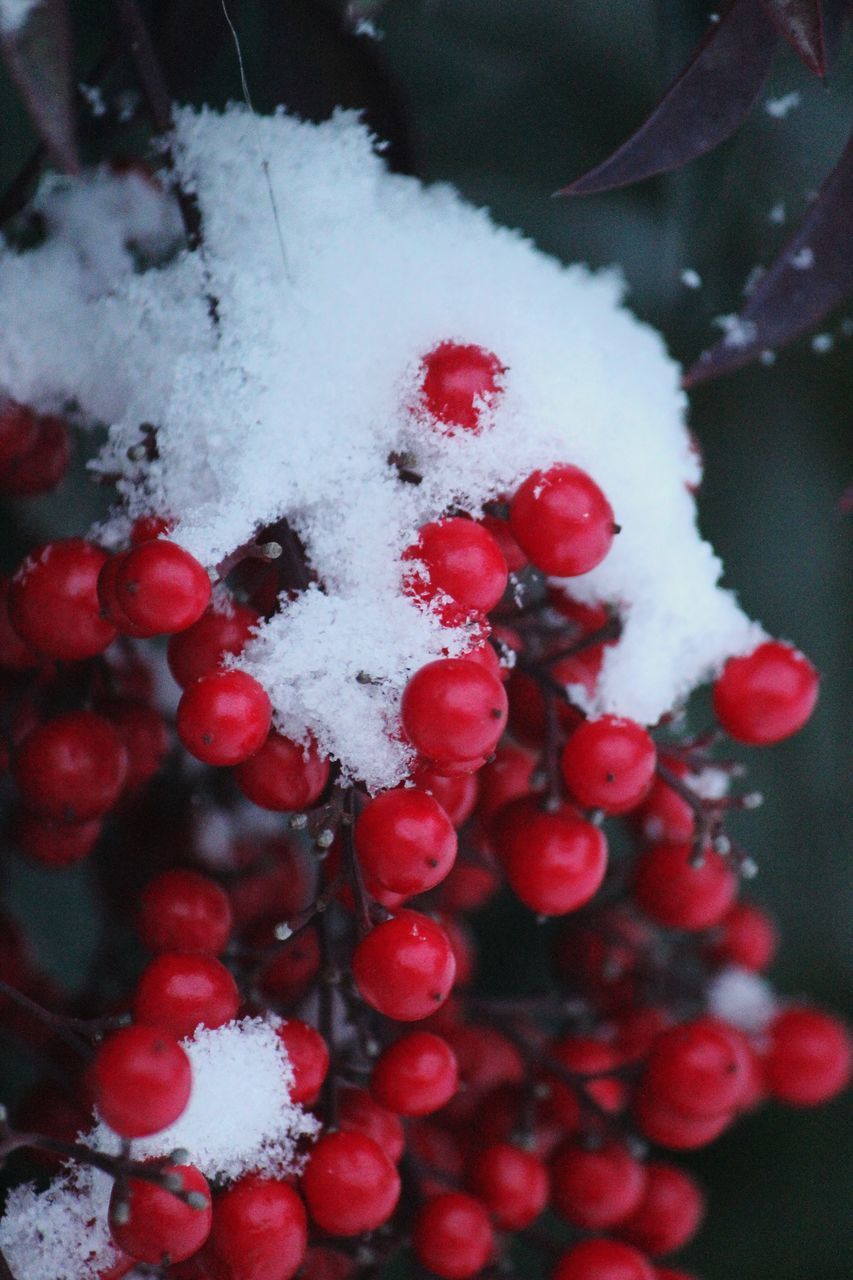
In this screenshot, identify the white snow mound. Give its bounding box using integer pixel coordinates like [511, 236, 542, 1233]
[0, 106, 762, 790]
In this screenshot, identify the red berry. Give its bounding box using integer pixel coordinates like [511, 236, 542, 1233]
[0, 401, 39, 467]
[100, 698, 169, 788]
[551, 1140, 647, 1230]
[352, 910, 456, 1021]
[616, 1162, 704, 1257]
[299, 1248, 353, 1280]
[713, 640, 819, 745]
[0, 413, 70, 496]
[404, 517, 508, 615]
[420, 341, 505, 433]
[134, 952, 240, 1040]
[9, 539, 116, 660]
[0, 576, 37, 671]
[412, 1193, 494, 1280]
[371, 1031, 459, 1116]
[561, 717, 656, 815]
[302, 1131, 400, 1236]
[109, 1163, 211, 1264]
[546, 1036, 626, 1117]
[634, 758, 695, 844]
[208, 1175, 308, 1280]
[467, 1142, 549, 1230]
[707, 902, 778, 972]
[258, 928, 321, 1005]
[632, 1087, 733, 1151]
[401, 658, 508, 767]
[480, 514, 527, 573]
[15, 811, 102, 867]
[498, 799, 608, 916]
[413, 766, 479, 827]
[138, 870, 233, 955]
[275, 1020, 329, 1105]
[168, 596, 261, 688]
[510, 465, 615, 577]
[90, 1024, 191, 1137]
[355, 787, 457, 896]
[476, 744, 539, 833]
[633, 842, 736, 931]
[338, 1086, 405, 1163]
[553, 1239, 655, 1280]
[643, 1018, 752, 1118]
[97, 553, 155, 637]
[14, 711, 128, 822]
[763, 1006, 852, 1106]
[234, 733, 329, 811]
[130, 514, 174, 545]
[114, 540, 211, 634]
[177, 670, 271, 766]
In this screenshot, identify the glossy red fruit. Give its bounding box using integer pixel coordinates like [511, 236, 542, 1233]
[632, 1087, 733, 1151]
[15, 811, 102, 867]
[0, 414, 70, 495]
[644, 1018, 752, 1118]
[14, 712, 128, 822]
[275, 1020, 329, 1105]
[713, 640, 819, 745]
[9, 539, 116, 660]
[302, 1131, 400, 1236]
[138, 870, 233, 956]
[480, 514, 527, 572]
[498, 799, 608, 916]
[633, 842, 737, 931]
[412, 1193, 494, 1280]
[100, 698, 169, 789]
[0, 401, 39, 467]
[352, 910, 456, 1021]
[404, 517, 508, 615]
[177, 670, 271, 766]
[234, 733, 329, 811]
[402, 659, 507, 767]
[109, 1163, 211, 1264]
[561, 717, 656, 815]
[371, 1031, 459, 1116]
[90, 1025, 191, 1137]
[467, 1142, 549, 1230]
[420, 341, 505, 433]
[509, 464, 615, 577]
[168, 596, 261, 687]
[550, 1140, 647, 1230]
[413, 767, 479, 828]
[208, 1175, 308, 1280]
[634, 758, 695, 844]
[114, 540, 211, 634]
[616, 1162, 704, 1257]
[553, 1238, 655, 1280]
[707, 902, 778, 972]
[763, 1006, 852, 1106]
[0, 576, 37, 670]
[546, 1036, 626, 1117]
[476, 744, 539, 833]
[133, 952, 239, 1039]
[355, 787, 457, 896]
[338, 1087, 406, 1163]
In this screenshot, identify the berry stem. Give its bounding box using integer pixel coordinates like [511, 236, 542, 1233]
[0, 978, 129, 1058]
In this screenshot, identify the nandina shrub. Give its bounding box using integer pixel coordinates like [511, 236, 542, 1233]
[0, 7, 849, 1280]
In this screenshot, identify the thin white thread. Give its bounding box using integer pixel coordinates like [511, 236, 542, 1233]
[220, 0, 293, 283]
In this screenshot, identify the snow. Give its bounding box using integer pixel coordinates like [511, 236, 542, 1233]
[765, 91, 801, 120]
[0, 0, 40, 35]
[707, 967, 777, 1034]
[680, 268, 702, 290]
[0, 1018, 317, 1280]
[0, 106, 763, 791]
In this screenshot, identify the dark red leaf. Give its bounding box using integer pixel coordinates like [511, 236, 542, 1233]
[759, 0, 826, 76]
[558, 0, 777, 197]
[0, 0, 78, 173]
[683, 128, 853, 386]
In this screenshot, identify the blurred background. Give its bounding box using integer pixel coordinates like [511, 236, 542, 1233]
[1, 2, 851, 1277]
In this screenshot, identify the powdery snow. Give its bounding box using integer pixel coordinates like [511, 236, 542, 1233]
[0, 1018, 317, 1280]
[0, 106, 763, 790]
[0, 0, 41, 34]
[707, 967, 777, 1034]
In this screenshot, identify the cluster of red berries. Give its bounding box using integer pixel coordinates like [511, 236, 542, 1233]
[0, 400, 72, 498]
[0, 342, 847, 1280]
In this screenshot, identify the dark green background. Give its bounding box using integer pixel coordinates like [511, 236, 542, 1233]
[1, 3, 851, 1277]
